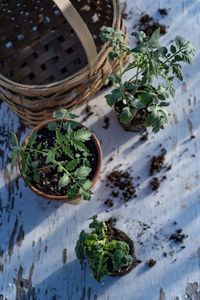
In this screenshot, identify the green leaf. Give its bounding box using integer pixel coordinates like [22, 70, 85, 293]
[11, 132, 19, 147]
[131, 98, 146, 110]
[148, 28, 160, 48]
[58, 174, 71, 188]
[172, 64, 183, 81]
[175, 35, 187, 49]
[74, 128, 93, 142]
[47, 122, 58, 131]
[53, 109, 79, 120]
[66, 159, 79, 171]
[75, 166, 91, 179]
[11, 149, 19, 166]
[67, 185, 79, 200]
[107, 75, 121, 84]
[33, 171, 40, 183]
[80, 188, 92, 201]
[31, 161, 39, 169]
[82, 180, 92, 190]
[28, 130, 37, 147]
[170, 45, 176, 54]
[45, 150, 56, 164]
[119, 107, 135, 124]
[75, 230, 87, 259]
[71, 140, 88, 152]
[63, 121, 80, 131]
[62, 146, 74, 159]
[105, 88, 121, 107]
[131, 31, 147, 43]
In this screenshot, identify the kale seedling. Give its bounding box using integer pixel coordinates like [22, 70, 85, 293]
[75, 215, 133, 283]
[100, 27, 195, 132]
[11, 109, 95, 200]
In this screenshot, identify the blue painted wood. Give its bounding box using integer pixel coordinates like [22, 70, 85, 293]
[0, 0, 200, 299]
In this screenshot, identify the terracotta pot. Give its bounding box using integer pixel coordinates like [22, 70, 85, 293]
[19, 119, 102, 204]
[105, 225, 136, 277]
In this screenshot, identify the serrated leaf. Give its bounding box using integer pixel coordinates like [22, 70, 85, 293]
[172, 64, 183, 81]
[58, 174, 71, 188]
[107, 75, 121, 84]
[71, 140, 88, 152]
[75, 166, 91, 179]
[62, 146, 74, 159]
[53, 109, 79, 120]
[82, 180, 92, 190]
[67, 185, 79, 200]
[31, 161, 39, 169]
[119, 107, 135, 124]
[28, 130, 37, 147]
[63, 121, 80, 131]
[80, 188, 92, 201]
[105, 88, 121, 107]
[175, 35, 187, 49]
[37, 143, 42, 150]
[148, 28, 160, 48]
[47, 122, 58, 131]
[66, 159, 79, 171]
[74, 128, 93, 142]
[45, 150, 56, 164]
[33, 171, 40, 183]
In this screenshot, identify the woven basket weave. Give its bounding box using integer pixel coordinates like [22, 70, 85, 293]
[0, 0, 129, 127]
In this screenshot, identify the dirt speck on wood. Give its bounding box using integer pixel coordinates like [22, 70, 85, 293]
[146, 259, 157, 267]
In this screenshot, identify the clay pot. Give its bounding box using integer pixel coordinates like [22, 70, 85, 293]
[105, 224, 136, 276]
[19, 119, 102, 204]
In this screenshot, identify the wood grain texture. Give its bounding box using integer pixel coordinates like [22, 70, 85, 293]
[0, 0, 200, 299]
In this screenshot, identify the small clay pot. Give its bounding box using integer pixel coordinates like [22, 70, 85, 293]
[105, 224, 136, 276]
[19, 119, 102, 204]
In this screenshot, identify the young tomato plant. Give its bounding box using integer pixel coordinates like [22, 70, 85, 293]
[100, 27, 195, 132]
[11, 109, 95, 201]
[75, 216, 134, 283]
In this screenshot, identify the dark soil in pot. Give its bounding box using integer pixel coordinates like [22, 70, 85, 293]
[28, 126, 98, 196]
[105, 223, 136, 276]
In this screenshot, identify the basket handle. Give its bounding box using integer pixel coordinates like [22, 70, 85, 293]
[53, 0, 98, 77]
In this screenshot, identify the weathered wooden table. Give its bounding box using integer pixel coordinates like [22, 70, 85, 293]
[0, 0, 200, 299]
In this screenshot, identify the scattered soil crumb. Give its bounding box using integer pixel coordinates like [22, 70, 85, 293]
[103, 116, 110, 129]
[190, 134, 195, 139]
[173, 221, 177, 225]
[170, 229, 188, 243]
[159, 8, 168, 16]
[82, 104, 94, 122]
[104, 199, 114, 207]
[136, 259, 142, 264]
[62, 248, 67, 264]
[140, 132, 148, 141]
[109, 156, 113, 161]
[191, 154, 196, 158]
[150, 148, 166, 175]
[146, 259, 157, 267]
[150, 177, 160, 190]
[162, 175, 167, 180]
[106, 217, 117, 226]
[163, 252, 167, 257]
[107, 170, 136, 201]
[138, 14, 167, 37]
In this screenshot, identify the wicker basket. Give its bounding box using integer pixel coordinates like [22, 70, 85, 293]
[0, 0, 129, 127]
